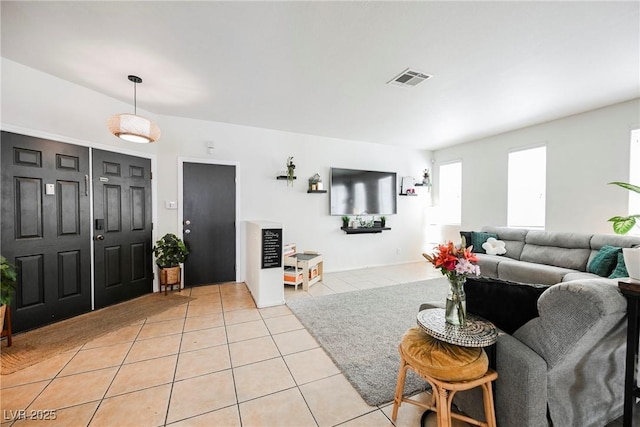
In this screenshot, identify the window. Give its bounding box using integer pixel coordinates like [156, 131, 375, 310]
[507, 146, 546, 229]
[629, 129, 640, 235]
[439, 162, 462, 224]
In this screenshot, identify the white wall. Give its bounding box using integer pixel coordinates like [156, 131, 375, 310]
[432, 98, 640, 236]
[1, 58, 433, 278]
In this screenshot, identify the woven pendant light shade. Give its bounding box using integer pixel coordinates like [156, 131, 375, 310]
[107, 113, 161, 143]
[108, 75, 160, 143]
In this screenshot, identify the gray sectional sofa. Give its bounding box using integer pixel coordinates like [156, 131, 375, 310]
[453, 226, 640, 427]
[474, 226, 640, 285]
[456, 277, 628, 427]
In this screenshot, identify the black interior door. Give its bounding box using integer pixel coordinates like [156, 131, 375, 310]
[93, 149, 152, 308]
[1, 131, 91, 332]
[183, 162, 236, 285]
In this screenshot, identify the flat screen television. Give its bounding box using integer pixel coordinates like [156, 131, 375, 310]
[330, 167, 397, 216]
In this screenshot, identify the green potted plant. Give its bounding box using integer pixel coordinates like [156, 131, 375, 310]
[0, 256, 16, 333]
[608, 181, 640, 235]
[286, 156, 296, 186]
[152, 233, 189, 294]
[608, 181, 640, 280]
[380, 216, 387, 228]
[341, 215, 350, 228]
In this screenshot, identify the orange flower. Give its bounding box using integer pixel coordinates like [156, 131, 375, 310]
[423, 239, 480, 275]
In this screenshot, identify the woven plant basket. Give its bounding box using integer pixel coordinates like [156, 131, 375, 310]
[159, 266, 181, 285]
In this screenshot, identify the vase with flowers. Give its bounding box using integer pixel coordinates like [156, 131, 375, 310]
[423, 238, 480, 326]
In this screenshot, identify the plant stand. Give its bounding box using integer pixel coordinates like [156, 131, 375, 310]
[159, 267, 182, 295]
[1, 305, 12, 347]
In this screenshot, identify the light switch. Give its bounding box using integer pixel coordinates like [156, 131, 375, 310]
[165, 200, 178, 210]
[45, 183, 55, 195]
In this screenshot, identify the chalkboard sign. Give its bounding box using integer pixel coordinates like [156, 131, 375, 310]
[261, 228, 282, 269]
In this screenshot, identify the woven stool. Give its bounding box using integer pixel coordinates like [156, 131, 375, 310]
[391, 327, 498, 427]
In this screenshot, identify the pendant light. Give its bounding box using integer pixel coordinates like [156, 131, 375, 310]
[107, 75, 161, 143]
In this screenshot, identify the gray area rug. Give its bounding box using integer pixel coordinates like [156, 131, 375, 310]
[287, 278, 449, 407]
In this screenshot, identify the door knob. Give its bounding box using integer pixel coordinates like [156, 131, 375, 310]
[184, 229, 191, 234]
[184, 220, 191, 225]
[95, 234, 105, 241]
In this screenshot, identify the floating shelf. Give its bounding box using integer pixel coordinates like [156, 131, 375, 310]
[307, 190, 327, 193]
[340, 226, 391, 234]
[276, 176, 296, 180]
[399, 193, 418, 196]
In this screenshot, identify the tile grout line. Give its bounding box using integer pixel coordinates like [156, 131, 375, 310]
[261, 308, 321, 427]
[163, 286, 201, 427]
[86, 313, 148, 427]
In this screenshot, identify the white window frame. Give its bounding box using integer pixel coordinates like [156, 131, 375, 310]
[629, 128, 640, 235]
[438, 161, 462, 225]
[507, 145, 546, 229]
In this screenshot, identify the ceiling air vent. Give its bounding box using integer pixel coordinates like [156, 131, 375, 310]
[387, 68, 433, 87]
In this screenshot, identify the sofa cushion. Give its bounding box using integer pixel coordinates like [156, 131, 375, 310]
[497, 259, 575, 285]
[481, 226, 528, 260]
[587, 245, 621, 277]
[474, 253, 501, 279]
[562, 271, 601, 282]
[466, 277, 550, 334]
[521, 231, 592, 271]
[471, 232, 498, 254]
[608, 252, 629, 279]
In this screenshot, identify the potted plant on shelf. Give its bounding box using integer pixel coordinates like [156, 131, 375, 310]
[341, 216, 350, 228]
[153, 233, 189, 293]
[380, 216, 387, 228]
[608, 181, 640, 280]
[0, 256, 16, 333]
[286, 156, 296, 186]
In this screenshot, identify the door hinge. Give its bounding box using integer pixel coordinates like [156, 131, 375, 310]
[150, 171, 153, 180]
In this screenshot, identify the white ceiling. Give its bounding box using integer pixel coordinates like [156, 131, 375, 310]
[2, 1, 638, 150]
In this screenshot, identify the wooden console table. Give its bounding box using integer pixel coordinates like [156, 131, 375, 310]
[619, 278, 640, 427]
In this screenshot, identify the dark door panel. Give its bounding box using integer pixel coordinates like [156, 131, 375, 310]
[183, 162, 236, 285]
[1, 131, 91, 332]
[92, 149, 152, 308]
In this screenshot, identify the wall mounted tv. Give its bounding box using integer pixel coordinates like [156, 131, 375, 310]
[330, 168, 397, 216]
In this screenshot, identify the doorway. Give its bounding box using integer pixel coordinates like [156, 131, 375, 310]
[1, 131, 92, 332]
[1, 131, 155, 332]
[181, 161, 238, 286]
[92, 149, 153, 308]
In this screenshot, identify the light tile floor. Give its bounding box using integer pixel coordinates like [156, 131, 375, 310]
[1, 262, 445, 427]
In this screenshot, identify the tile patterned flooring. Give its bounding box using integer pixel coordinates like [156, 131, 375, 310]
[1, 262, 444, 427]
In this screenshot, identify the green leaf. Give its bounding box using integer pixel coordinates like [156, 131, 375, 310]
[609, 181, 640, 194]
[608, 215, 637, 234]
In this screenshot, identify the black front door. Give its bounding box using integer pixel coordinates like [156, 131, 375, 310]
[92, 149, 152, 308]
[183, 162, 236, 285]
[1, 131, 92, 332]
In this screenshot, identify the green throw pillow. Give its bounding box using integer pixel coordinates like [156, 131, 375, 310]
[609, 252, 629, 279]
[470, 232, 498, 254]
[588, 245, 621, 277]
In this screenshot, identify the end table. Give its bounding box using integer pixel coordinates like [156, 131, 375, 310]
[415, 308, 499, 427]
[417, 308, 498, 367]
